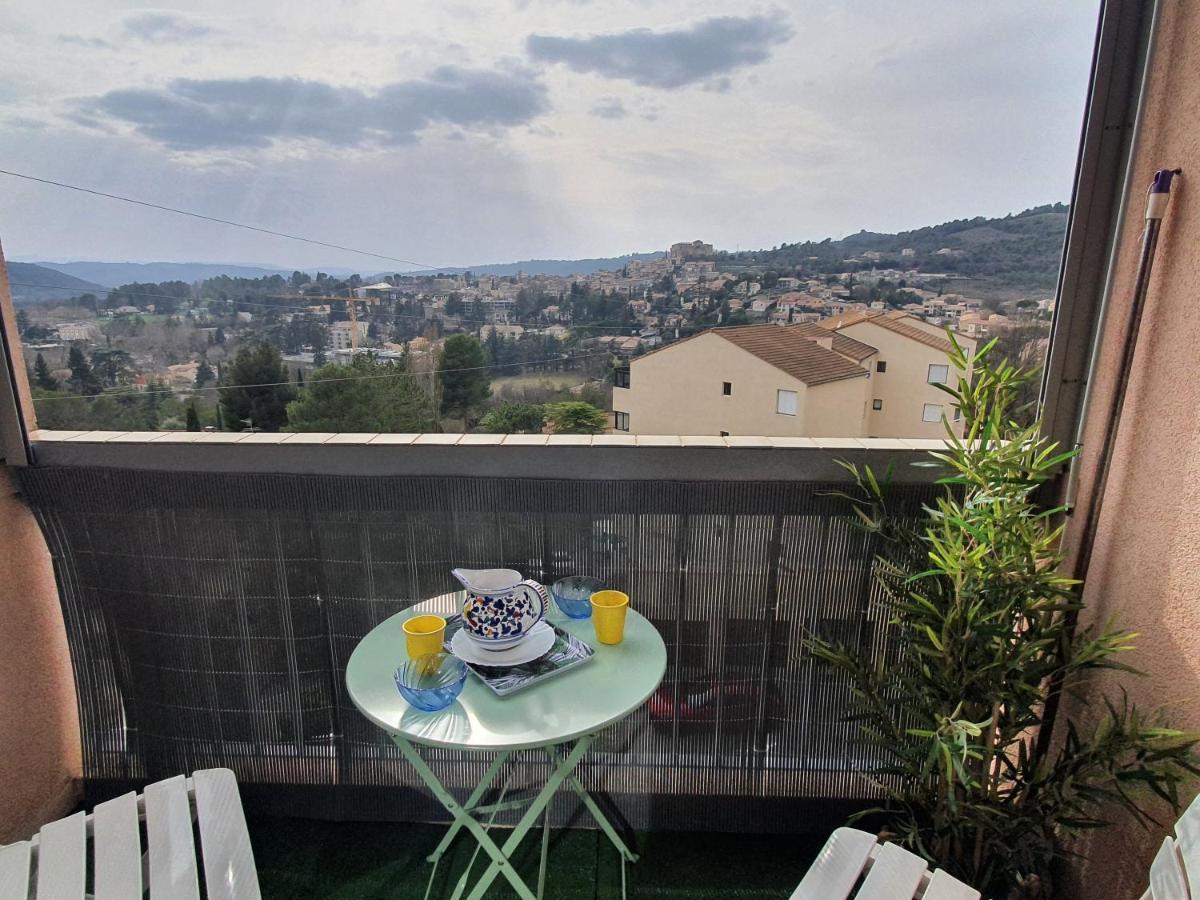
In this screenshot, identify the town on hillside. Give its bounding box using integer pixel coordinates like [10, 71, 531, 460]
[12, 210, 1057, 438]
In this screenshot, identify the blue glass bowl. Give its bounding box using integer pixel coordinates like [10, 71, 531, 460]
[394, 653, 468, 712]
[551, 576, 605, 619]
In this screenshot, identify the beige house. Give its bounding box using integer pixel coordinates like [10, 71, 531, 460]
[615, 325, 872, 437]
[817, 311, 976, 439]
[615, 315, 972, 438]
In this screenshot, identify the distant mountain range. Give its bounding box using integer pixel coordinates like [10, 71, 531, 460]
[17, 252, 669, 291]
[11, 204, 1069, 304]
[394, 252, 666, 279]
[7, 262, 105, 305]
[22, 260, 356, 289]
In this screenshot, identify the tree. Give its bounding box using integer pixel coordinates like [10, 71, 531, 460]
[195, 359, 215, 388]
[286, 353, 436, 432]
[545, 401, 606, 434]
[479, 403, 545, 434]
[219, 342, 294, 432]
[214, 326, 227, 345]
[806, 337, 1199, 897]
[438, 334, 491, 424]
[66, 346, 101, 395]
[32, 353, 57, 390]
[15, 309, 30, 336]
[313, 348, 327, 367]
[445, 293, 465, 317]
[90, 349, 133, 388]
[185, 402, 201, 431]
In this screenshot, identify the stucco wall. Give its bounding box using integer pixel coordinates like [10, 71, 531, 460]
[836, 320, 969, 439]
[0, 464, 81, 842]
[620, 331, 871, 436]
[1062, 0, 1200, 893]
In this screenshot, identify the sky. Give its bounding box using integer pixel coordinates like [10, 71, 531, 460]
[0, 1, 1100, 271]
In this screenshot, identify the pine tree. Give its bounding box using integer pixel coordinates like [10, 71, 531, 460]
[66, 346, 101, 395]
[185, 402, 201, 431]
[218, 342, 295, 432]
[195, 359, 215, 388]
[438, 335, 491, 425]
[32, 353, 57, 390]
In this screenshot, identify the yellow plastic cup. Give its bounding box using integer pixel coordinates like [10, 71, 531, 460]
[403, 614, 447, 661]
[590, 590, 630, 645]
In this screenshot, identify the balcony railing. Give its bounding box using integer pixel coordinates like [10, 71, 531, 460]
[18, 432, 942, 830]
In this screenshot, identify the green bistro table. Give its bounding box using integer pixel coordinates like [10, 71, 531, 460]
[345, 592, 667, 900]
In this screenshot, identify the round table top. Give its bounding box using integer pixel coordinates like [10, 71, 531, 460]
[345, 591, 668, 751]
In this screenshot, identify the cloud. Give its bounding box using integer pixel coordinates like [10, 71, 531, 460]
[122, 12, 214, 41]
[58, 34, 114, 49]
[83, 67, 550, 151]
[526, 14, 792, 89]
[590, 97, 626, 119]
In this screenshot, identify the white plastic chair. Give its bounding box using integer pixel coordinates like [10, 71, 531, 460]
[790, 827, 980, 900]
[0, 768, 260, 899]
[1140, 793, 1200, 900]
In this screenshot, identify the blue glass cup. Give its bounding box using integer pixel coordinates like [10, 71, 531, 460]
[394, 653, 468, 712]
[551, 576, 605, 619]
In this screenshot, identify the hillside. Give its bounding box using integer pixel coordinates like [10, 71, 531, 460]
[394, 251, 665, 279]
[7, 262, 105, 305]
[720, 203, 1069, 293]
[28, 260, 331, 288]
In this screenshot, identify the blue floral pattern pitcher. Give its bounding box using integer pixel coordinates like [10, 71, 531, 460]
[451, 568, 550, 650]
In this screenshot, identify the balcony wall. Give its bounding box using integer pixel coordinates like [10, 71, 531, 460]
[1063, 0, 1200, 893]
[0, 464, 80, 843]
[16, 434, 942, 831]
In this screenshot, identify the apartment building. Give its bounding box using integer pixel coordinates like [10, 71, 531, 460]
[614, 314, 973, 438]
[329, 320, 369, 350]
[817, 311, 976, 438]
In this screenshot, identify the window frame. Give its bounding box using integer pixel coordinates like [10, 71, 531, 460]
[722, 381, 732, 396]
[927, 364, 950, 385]
[872, 399, 883, 411]
[614, 367, 630, 389]
[875, 361, 887, 373]
[922, 403, 944, 423]
[0, 1, 1154, 477]
[776, 389, 798, 417]
[614, 410, 630, 432]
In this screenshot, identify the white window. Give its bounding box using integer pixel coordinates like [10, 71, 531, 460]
[776, 390, 797, 416]
[922, 403, 944, 423]
[872, 399, 883, 411]
[928, 364, 950, 384]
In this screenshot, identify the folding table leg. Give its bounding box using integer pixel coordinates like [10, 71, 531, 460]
[549, 744, 639, 863]
[425, 749, 511, 864]
[461, 737, 594, 900]
[394, 737, 545, 900]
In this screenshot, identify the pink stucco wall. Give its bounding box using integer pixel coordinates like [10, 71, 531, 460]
[0, 464, 80, 842]
[1062, 0, 1200, 893]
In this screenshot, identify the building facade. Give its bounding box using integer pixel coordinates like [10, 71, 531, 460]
[615, 316, 973, 438]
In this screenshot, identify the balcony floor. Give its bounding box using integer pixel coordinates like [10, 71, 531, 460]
[249, 817, 823, 899]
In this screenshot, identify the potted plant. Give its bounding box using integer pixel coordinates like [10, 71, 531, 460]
[807, 335, 1199, 898]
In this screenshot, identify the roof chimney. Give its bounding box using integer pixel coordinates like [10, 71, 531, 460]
[813, 335, 834, 351]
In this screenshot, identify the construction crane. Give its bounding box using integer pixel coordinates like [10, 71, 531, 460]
[267, 290, 369, 352]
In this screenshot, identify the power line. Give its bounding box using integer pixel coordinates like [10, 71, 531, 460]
[30, 351, 614, 403]
[0, 167, 444, 271]
[8, 281, 647, 333]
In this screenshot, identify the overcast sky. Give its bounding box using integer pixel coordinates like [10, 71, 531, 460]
[0, 1, 1099, 271]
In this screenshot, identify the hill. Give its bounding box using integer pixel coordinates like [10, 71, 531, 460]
[720, 203, 1069, 293]
[27, 260, 325, 288]
[7, 262, 105, 305]
[392, 251, 665, 279]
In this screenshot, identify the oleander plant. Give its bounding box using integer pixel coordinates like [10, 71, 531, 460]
[808, 335, 1199, 898]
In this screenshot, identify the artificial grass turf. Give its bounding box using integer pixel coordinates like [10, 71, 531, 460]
[249, 817, 823, 899]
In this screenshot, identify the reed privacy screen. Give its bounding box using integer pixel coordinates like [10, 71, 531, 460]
[17, 465, 937, 830]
